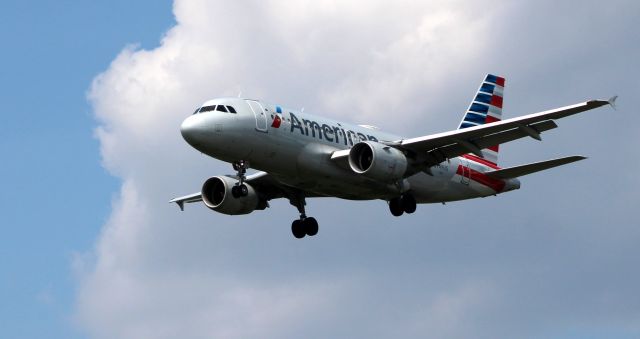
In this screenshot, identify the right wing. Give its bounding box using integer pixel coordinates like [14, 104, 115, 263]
[393, 98, 615, 166]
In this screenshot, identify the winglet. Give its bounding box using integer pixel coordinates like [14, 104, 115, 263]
[169, 192, 202, 211]
[608, 95, 618, 110]
[169, 199, 185, 211]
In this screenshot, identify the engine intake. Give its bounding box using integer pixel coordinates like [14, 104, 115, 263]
[348, 141, 408, 182]
[201, 176, 259, 215]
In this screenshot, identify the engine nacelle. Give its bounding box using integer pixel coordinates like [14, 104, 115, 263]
[201, 176, 259, 215]
[348, 141, 408, 182]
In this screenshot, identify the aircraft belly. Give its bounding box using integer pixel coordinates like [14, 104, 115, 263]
[244, 132, 500, 203]
[407, 173, 446, 203]
[408, 159, 499, 203]
[247, 135, 398, 199]
[270, 174, 385, 200]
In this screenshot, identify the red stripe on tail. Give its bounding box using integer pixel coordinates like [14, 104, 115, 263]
[485, 115, 500, 124]
[490, 95, 503, 108]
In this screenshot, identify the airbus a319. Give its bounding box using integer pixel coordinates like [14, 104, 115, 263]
[171, 74, 615, 238]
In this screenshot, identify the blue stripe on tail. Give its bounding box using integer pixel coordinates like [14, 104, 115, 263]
[457, 74, 506, 165]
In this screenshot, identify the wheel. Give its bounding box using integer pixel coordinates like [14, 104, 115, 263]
[231, 186, 242, 199]
[304, 217, 319, 236]
[291, 219, 306, 239]
[401, 194, 417, 214]
[389, 198, 404, 216]
[239, 184, 249, 196]
[231, 185, 241, 198]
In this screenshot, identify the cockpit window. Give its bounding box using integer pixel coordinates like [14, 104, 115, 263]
[194, 104, 236, 114]
[199, 105, 216, 113]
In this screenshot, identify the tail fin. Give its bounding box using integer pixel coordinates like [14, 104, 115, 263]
[457, 74, 505, 165]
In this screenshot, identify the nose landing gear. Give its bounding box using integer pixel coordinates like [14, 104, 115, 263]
[231, 160, 249, 198]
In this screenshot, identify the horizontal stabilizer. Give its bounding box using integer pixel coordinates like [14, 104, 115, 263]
[485, 155, 587, 179]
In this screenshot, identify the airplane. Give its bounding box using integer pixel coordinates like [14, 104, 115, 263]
[171, 74, 616, 238]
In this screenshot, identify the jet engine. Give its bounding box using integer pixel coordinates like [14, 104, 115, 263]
[201, 176, 260, 215]
[348, 141, 408, 182]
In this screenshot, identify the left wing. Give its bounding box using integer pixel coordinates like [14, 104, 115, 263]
[393, 98, 615, 165]
[169, 171, 324, 210]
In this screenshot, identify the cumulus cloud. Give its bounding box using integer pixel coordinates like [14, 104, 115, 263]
[78, 1, 640, 338]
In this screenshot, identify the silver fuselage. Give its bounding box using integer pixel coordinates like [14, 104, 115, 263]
[180, 97, 520, 203]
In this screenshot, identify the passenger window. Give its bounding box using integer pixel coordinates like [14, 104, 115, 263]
[227, 106, 237, 113]
[216, 105, 228, 112]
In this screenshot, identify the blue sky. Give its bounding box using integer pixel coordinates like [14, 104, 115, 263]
[2, 1, 640, 339]
[0, 1, 173, 338]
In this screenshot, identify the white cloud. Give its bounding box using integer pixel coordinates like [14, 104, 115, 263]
[78, 0, 640, 338]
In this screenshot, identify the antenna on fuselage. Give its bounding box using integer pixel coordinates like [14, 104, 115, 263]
[237, 91, 242, 98]
[301, 107, 305, 113]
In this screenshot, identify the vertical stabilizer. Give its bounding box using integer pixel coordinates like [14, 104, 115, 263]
[458, 74, 505, 165]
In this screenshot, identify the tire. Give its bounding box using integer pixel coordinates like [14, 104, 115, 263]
[304, 217, 319, 236]
[401, 194, 417, 214]
[291, 219, 306, 239]
[389, 198, 404, 217]
[231, 185, 241, 198]
[239, 184, 249, 197]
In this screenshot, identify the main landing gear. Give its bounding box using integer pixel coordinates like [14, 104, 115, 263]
[291, 217, 318, 239]
[231, 160, 249, 198]
[290, 194, 318, 239]
[229, 160, 318, 239]
[388, 193, 417, 217]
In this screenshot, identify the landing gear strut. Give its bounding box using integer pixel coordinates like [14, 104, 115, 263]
[290, 194, 318, 238]
[231, 160, 249, 198]
[389, 193, 417, 217]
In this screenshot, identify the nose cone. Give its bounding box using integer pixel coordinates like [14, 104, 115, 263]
[180, 115, 207, 148]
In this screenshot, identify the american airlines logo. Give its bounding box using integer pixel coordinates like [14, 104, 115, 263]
[287, 112, 378, 146]
[271, 115, 282, 128]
